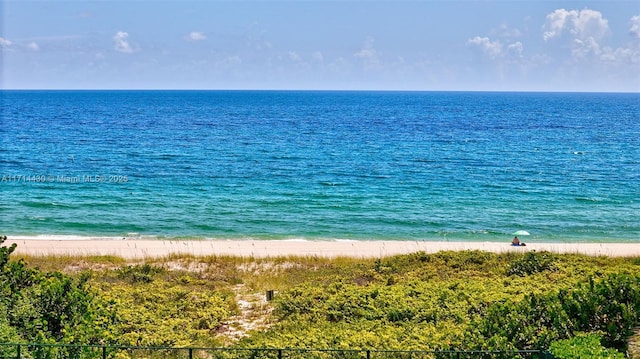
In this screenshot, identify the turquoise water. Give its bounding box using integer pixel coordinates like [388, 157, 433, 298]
[1, 91, 639, 242]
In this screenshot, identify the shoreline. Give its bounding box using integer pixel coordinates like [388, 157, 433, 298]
[4, 236, 640, 259]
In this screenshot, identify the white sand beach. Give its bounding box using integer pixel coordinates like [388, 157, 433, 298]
[5, 236, 640, 259]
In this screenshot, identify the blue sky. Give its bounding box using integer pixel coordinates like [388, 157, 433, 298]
[2, 1, 639, 91]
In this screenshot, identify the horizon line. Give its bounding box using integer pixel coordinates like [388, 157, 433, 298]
[2, 88, 638, 94]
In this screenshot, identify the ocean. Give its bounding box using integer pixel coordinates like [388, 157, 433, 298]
[1, 91, 638, 242]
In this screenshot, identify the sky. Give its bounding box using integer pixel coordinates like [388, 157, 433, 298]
[1, 1, 639, 91]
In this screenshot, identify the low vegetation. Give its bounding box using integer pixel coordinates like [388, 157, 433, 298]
[2, 237, 640, 358]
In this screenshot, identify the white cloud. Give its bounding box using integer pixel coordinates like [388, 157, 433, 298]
[491, 24, 523, 39]
[327, 56, 352, 74]
[467, 35, 525, 74]
[630, 15, 640, 39]
[217, 55, 242, 68]
[0, 37, 37, 52]
[543, 9, 573, 41]
[251, 41, 272, 51]
[354, 36, 381, 70]
[507, 41, 523, 58]
[543, 9, 609, 41]
[543, 9, 610, 60]
[288, 51, 301, 62]
[393, 56, 405, 66]
[468, 36, 503, 58]
[227, 56, 242, 65]
[26, 42, 39, 51]
[312, 51, 324, 63]
[598, 16, 640, 65]
[600, 46, 639, 64]
[0, 37, 13, 48]
[113, 31, 133, 53]
[573, 37, 601, 58]
[574, 9, 608, 40]
[187, 32, 206, 41]
[543, 9, 609, 42]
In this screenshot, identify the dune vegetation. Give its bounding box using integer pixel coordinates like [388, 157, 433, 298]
[1, 237, 639, 358]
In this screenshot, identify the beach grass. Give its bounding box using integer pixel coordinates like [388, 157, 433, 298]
[5, 243, 640, 356]
[14, 253, 128, 272]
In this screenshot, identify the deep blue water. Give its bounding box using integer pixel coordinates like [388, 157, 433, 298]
[1, 91, 639, 242]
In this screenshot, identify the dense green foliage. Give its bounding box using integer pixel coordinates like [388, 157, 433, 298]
[4, 240, 640, 357]
[1, 240, 94, 344]
[237, 251, 637, 356]
[0, 239, 237, 355]
[550, 333, 625, 359]
[98, 280, 234, 347]
[0, 238, 113, 357]
[507, 251, 557, 276]
[469, 273, 640, 351]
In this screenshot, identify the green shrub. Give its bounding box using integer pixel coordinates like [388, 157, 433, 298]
[550, 333, 624, 359]
[101, 281, 233, 347]
[116, 264, 166, 283]
[0, 236, 115, 353]
[559, 273, 640, 349]
[507, 251, 557, 276]
[0, 318, 25, 358]
[470, 273, 640, 351]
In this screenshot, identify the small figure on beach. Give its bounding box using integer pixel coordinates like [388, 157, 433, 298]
[511, 236, 525, 246]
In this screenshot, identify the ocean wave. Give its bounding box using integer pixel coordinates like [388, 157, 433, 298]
[19, 201, 76, 209]
[26, 216, 50, 221]
[575, 197, 603, 203]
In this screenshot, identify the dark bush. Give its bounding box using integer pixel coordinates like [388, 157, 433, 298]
[507, 251, 557, 276]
